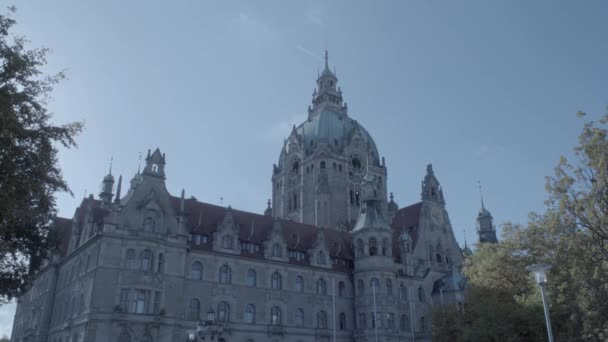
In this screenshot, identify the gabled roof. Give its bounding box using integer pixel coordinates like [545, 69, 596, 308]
[390, 201, 423, 260]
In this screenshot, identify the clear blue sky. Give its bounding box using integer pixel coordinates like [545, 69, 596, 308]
[2, 0, 607, 336]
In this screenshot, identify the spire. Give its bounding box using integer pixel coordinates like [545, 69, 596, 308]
[264, 199, 272, 216]
[114, 175, 122, 204]
[310, 50, 345, 116]
[478, 180, 485, 210]
[137, 152, 142, 174]
[108, 156, 113, 175]
[324, 49, 329, 69]
[180, 188, 185, 214]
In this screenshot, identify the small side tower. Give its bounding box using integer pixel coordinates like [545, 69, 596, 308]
[351, 174, 398, 341]
[477, 182, 498, 244]
[99, 160, 115, 205]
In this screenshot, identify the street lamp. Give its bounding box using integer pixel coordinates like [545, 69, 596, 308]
[526, 264, 554, 342]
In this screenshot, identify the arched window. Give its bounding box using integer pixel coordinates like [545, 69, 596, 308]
[141, 335, 152, 342]
[271, 272, 282, 289]
[126, 249, 138, 269]
[370, 278, 380, 292]
[418, 287, 426, 302]
[217, 301, 229, 322]
[368, 238, 378, 256]
[382, 238, 389, 256]
[320, 161, 326, 169]
[221, 235, 233, 249]
[436, 253, 442, 263]
[188, 298, 200, 321]
[157, 253, 164, 273]
[401, 314, 410, 331]
[317, 310, 328, 328]
[339, 312, 346, 330]
[272, 243, 282, 257]
[386, 278, 393, 295]
[118, 332, 130, 342]
[317, 251, 326, 265]
[356, 239, 364, 257]
[191, 262, 203, 280]
[400, 283, 407, 300]
[219, 265, 232, 284]
[317, 278, 327, 295]
[244, 304, 255, 323]
[143, 217, 154, 232]
[295, 308, 304, 326]
[358, 279, 364, 296]
[247, 269, 257, 287]
[141, 250, 153, 271]
[270, 306, 281, 326]
[295, 275, 304, 292]
[338, 281, 346, 297]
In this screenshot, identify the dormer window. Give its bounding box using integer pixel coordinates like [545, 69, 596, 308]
[369, 238, 378, 256]
[292, 161, 300, 174]
[317, 251, 326, 265]
[320, 161, 326, 169]
[272, 243, 282, 257]
[221, 235, 234, 249]
[351, 157, 361, 170]
[152, 164, 158, 173]
[143, 218, 155, 232]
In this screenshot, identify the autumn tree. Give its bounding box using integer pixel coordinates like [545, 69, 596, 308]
[0, 6, 82, 302]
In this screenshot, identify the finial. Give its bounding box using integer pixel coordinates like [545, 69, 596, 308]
[114, 175, 123, 204]
[108, 156, 113, 175]
[324, 49, 329, 69]
[83, 188, 87, 199]
[390, 192, 394, 201]
[464, 228, 468, 248]
[220, 196, 224, 206]
[478, 180, 485, 209]
[180, 188, 185, 213]
[267, 199, 271, 208]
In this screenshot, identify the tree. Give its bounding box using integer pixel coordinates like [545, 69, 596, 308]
[0, 335, 8, 342]
[0, 6, 82, 302]
[432, 112, 608, 340]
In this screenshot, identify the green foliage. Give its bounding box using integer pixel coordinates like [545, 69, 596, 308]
[432, 112, 608, 341]
[0, 6, 82, 302]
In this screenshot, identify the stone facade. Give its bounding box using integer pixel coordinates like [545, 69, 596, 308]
[11, 52, 467, 342]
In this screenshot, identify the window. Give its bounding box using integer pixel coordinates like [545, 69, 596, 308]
[79, 293, 85, 314]
[295, 275, 304, 292]
[244, 304, 255, 323]
[351, 157, 361, 169]
[143, 217, 154, 232]
[217, 301, 229, 322]
[358, 279, 364, 296]
[382, 238, 389, 256]
[387, 313, 395, 329]
[295, 308, 304, 326]
[339, 313, 346, 330]
[370, 278, 380, 292]
[317, 311, 327, 328]
[420, 316, 427, 332]
[271, 272, 282, 289]
[356, 239, 364, 257]
[359, 313, 366, 329]
[386, 279, 393, 295]
[418, 287, 426, 302]
[157, 253, 164, 273]
[317, 251, 326, 265]
[188, 298, 200, 321]
[401, 314, 410, 331]
[436, 253, 442, 263]
[272, 243, 282, 257]
[194, 234, 201, 245]
[317, 278, 327, 295]
[320, 161, 326, 169]
[119, 289, 130, 312]
[126, 249, 138, 269]
[134, 290, 146, 314]
[141, 335, 152, 342]
[191, 262, 203, 280]
[338, 281, 345, 297]
[400, 284, 407, 301]
[221, 235, 233, 249]
[368, 238, 378, 256]
[371, 312, 377, 329]
[141, 250, 153, 271]
[118, 333, 130, 342]
[153, 291, 160, 314]
[270, 306, 281, 326]
[219, 265, 232, 284]
[247, 269, 257, 287]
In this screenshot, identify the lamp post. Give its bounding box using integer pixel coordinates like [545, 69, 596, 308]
[526, 264, 554, 342]
[186, 309, 225, 341]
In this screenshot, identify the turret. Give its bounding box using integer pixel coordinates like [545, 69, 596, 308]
[476, 182, 498, 243]
[99, 160, 114, 205]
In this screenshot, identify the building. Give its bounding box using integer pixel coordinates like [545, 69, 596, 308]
[11, 52, 467, 342]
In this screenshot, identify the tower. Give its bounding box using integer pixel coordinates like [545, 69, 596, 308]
[99, 160, 115, 205]
[477, 183, 498, 243]
[351, 174, 397, 341]
[271, 50, 387, 228]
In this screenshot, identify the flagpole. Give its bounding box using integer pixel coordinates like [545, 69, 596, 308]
[372, 282, 378, 342]
[332, 277, 336, 342]
[409, 286, 415, 342]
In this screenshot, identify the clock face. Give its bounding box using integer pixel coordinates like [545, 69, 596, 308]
[431, 207, 443, 225]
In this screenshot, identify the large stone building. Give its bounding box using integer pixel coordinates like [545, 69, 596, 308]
[11, 52, 470, 342]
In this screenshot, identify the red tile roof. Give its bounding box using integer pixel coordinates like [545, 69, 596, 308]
[390, 202, 423, 260]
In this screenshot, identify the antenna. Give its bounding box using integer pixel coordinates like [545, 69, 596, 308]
[137, 152, 142, 173]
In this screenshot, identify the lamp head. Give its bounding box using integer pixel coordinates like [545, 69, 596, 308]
[526, 263, 552, 285]
[188, 332, 195, 341]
